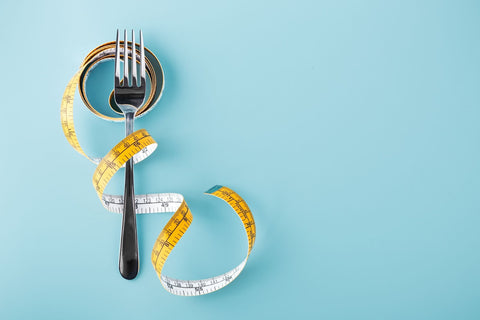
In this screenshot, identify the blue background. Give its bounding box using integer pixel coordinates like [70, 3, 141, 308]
[1, 0, 479, 319]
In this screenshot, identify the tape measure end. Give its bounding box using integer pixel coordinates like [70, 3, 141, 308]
[205, 185, 223, 194]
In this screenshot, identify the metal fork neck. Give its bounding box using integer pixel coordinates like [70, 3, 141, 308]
[125, 112, 134, 136]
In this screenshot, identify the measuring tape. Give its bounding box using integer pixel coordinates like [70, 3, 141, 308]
[61, 42, 256, 295]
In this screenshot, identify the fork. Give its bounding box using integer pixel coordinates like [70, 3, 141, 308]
[114, 29, 146, 280]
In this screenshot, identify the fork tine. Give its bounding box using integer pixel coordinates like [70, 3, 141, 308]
[123, 29, 129, 86]
[115, 29, 120, 87]
[131, 30, 137, 87]
[140, 30, 145, 85]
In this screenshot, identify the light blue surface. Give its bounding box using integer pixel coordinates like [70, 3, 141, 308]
[1, 0, 480, 319]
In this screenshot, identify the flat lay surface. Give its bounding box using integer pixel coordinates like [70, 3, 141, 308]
[1, 0, 480, 319]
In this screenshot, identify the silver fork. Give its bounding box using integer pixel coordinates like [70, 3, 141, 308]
[114, 29, 146, 280]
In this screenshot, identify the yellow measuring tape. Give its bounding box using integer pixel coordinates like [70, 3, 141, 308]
[61, 42, 256, 295]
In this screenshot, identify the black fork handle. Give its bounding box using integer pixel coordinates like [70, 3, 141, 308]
[119, 112, 138, 279]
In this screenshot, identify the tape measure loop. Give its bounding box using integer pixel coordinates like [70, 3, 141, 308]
[76, 41, 164, 122]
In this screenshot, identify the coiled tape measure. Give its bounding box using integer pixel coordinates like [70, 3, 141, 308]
[61, 42, 256, 296]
